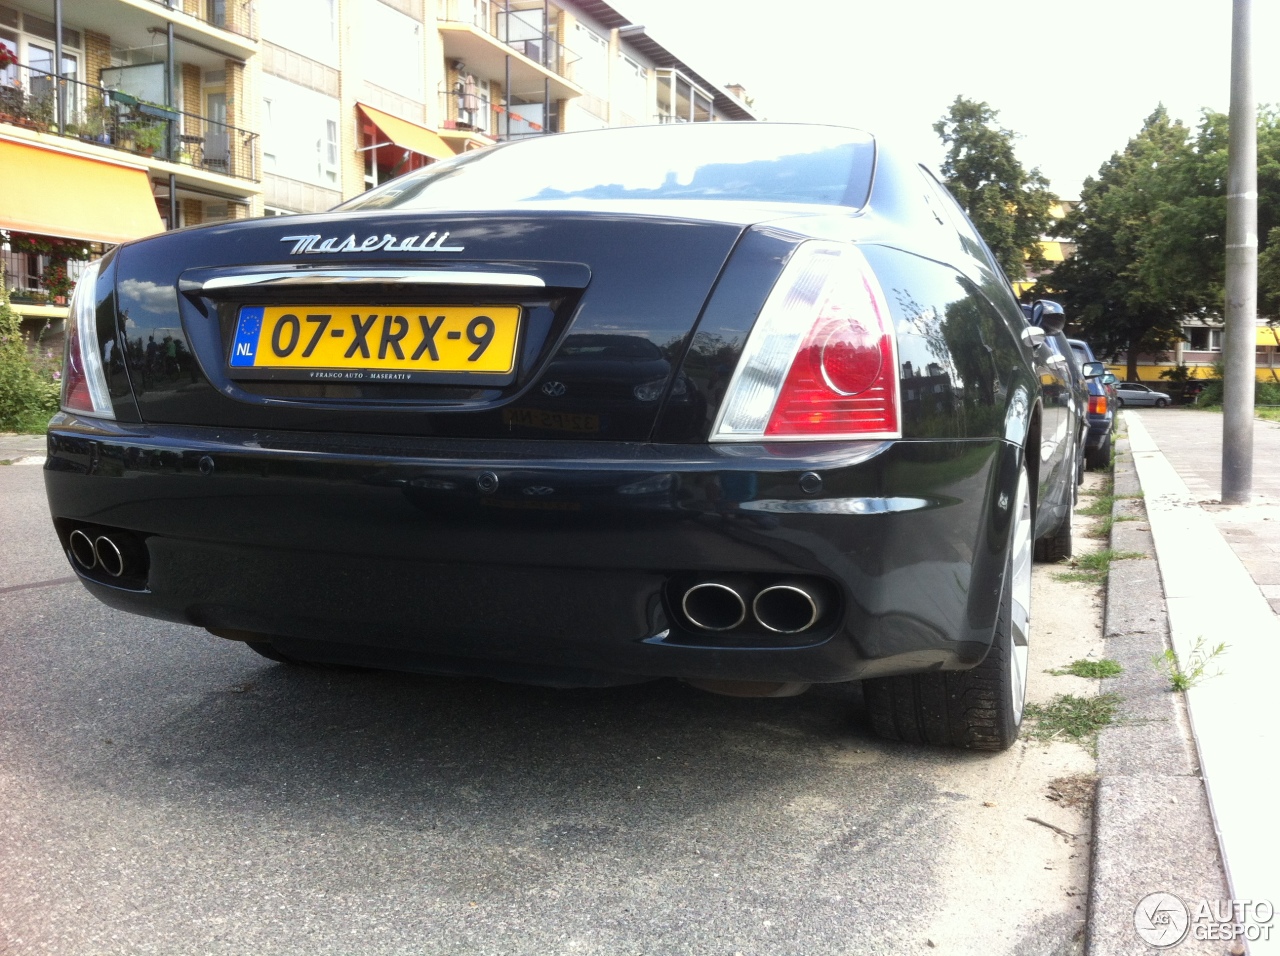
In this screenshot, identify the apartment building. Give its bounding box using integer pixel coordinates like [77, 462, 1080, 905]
[1, 0, 260, 337]
[262, 0, 756, 214]
[1, 0, 754, 339]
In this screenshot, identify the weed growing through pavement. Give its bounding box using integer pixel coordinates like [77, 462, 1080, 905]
[1089, 515, 1115, 540]
[1023, 693, 1119, 743]
[1048, 659, 1123, 679]
[1054, 548, 1146, 584]
[1153, 637, 1228, 691]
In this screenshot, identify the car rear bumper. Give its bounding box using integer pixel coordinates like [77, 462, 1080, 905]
[1084, 415, 1113, 450]
[43, 416, 1018, 686]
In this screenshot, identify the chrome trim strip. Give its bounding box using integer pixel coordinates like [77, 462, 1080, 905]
[182, 270, 546, 292]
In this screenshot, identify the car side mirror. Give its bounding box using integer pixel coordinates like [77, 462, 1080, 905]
[1031, 299, 1067, 335]
[1083, 361, 1105, 379]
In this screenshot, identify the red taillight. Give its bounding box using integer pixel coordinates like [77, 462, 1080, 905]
[61, 311, 95, 414]
[764, 273, 897, 436]
[59, 260, 114, 418]
[710, 242, 901, 442]
[1088, 394, 1107, 416]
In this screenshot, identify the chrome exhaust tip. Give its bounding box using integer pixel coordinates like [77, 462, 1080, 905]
[93, 535, 126, 578]
[753, 583, 822, 634]
[69, 529, 97, 571]
[681, 581, 748, 631]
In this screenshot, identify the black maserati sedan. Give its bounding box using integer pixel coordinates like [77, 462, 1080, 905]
[45, 123, 1077, 751]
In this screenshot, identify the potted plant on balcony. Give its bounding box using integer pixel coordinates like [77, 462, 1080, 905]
[22, 89, 54, 131]
[81, 94, 113, 144]
[42, 261, 73, 305]
[124, 120, 165, 156]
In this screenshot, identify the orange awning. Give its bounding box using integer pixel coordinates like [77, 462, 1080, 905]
[0, 138, 164, 245]
[357, 104, 455, 162]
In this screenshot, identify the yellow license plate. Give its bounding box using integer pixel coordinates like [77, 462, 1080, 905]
[230, 305, 520, 374]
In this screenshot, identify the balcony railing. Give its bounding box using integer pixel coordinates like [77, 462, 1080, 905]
[0, 65, 258, 181]
[439, 89, 496, 138]
[145, 0, 256, 40]
[2, 249, 94, 307]
[438, 0, 574, 80]
[438, 90, 557, 142]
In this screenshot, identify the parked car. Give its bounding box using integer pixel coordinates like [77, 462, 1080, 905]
[45, 122, 1079, 751]
[1115, 381, 1171, 407]
[1067, 339, 1115, 470]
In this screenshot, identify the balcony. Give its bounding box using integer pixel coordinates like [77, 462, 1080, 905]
[437, 89, 556, 143]
[654, 68, 714, 124]
[142, 0, 256, 40]
[0, 66, 258, 183]
[437, 0, 581, 104]
[68, 0, 258, 66]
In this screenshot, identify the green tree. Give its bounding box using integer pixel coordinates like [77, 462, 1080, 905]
[0, 278, 61, 432]
[934, 96, 1058, 280]
[1045, 107, 1196, 380]
[1049, 106, 1280, 379]
[1141, 108, 1280, 317]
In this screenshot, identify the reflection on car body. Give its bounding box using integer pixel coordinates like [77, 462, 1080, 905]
[45, 122, 1079, 750]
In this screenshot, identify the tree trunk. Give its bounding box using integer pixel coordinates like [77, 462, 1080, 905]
[1127, 347, 1140, 382]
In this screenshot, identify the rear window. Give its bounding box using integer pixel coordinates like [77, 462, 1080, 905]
[341, 124, 876, 213]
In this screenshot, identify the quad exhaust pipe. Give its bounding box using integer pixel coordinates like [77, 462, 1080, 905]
[681, 580, 748, 631]
[753, 582, 824, 634]
[67, 527, 145, 580]
[680, 578, 827, 634]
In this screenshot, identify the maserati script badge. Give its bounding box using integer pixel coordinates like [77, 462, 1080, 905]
[280, 232, 465, 255]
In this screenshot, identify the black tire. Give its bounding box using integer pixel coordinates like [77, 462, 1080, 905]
[1033, 511, 1072, 562]
[1086, 431, 1111, 471]
[1115, 396, 1125, 407]
[1155, 398, 1168, 408]
[863, 463, 1031, 751]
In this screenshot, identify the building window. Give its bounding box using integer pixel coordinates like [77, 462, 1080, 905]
[1185, 327, 1223, 352]
[261, 97, 276, 169]
[0, 7, 81, 118]
[571, 22, 608, 94]
[323, 117, 338, 184]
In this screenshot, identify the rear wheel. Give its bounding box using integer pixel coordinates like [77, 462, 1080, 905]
[864, 463, 1031, 751]
[1086, 431, 1112, 471]
[1033, 504, 1073, 563]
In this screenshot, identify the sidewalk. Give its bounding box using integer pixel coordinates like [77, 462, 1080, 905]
[1123, 408, 1280, 952]
[0, 433, 48, 463]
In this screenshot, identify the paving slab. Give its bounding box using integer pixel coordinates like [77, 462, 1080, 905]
[1124, 410, 1280, 954]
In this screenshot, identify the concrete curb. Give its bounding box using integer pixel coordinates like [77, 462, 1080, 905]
[1086, 433, 1230, 956]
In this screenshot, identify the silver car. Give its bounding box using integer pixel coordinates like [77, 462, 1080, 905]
[1115, 381, 1171, 407]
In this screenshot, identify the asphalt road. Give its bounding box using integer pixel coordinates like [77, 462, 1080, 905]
[0, 458, 1093, 956]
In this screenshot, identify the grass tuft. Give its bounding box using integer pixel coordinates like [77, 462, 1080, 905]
[1054, 548, 1145, 585]
[1048, 658, 1123, 679]
[1023, 693, 1119, 743]
[1153, 637, 1228, 691]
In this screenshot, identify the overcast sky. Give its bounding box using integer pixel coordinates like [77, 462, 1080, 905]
[619, 0, 1280, 198]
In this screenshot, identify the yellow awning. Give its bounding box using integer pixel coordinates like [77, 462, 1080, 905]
[0, 138, 163, 245]
[1258, 324, 1280, 347]
[357, 104, 454, 161]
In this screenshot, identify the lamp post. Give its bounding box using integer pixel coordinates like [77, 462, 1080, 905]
[1222, 0, 1257, 504]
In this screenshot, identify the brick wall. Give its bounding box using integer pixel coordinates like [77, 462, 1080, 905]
[182, 64, 200, 117]
[84, 30, 111, 84]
